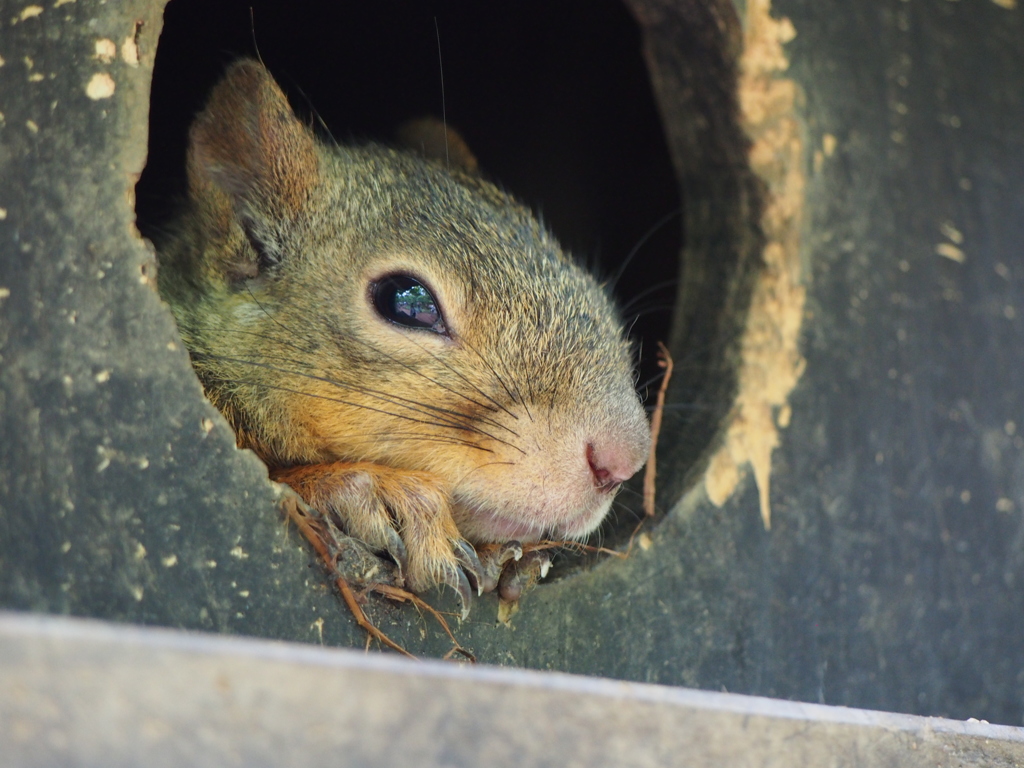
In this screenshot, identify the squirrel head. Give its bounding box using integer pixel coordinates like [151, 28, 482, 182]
[160, 60, 651, 545]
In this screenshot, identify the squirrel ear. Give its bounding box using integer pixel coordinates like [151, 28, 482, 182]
[186, 59, 319, 220]
[396, 117, 480, 174]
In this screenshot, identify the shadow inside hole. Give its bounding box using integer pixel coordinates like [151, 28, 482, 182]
[137, 0, 692, 575]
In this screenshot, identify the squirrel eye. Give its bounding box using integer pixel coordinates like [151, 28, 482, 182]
[371, 274, 448, 335]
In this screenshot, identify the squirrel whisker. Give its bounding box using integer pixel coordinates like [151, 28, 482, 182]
[341, 333, 515, 422]
[242, 283, 320, 350]
[605, 207, 682, 294]
[623, 305, 677, 324]
[457, 335, 532, 423]
[395, 331, 526, 430]
[614, 486, 644, 502]
[205, 373, 497, 445]
[547, 374, 560, 416]
[618, 278, 679, 315]
[191, 352, 476, 428]
[329, 433, 491, 452]
[194, 351, 478, 428]
[448, 459, 519, 491]
[190, 324, 320, 357]
[197, 353, 527, 453]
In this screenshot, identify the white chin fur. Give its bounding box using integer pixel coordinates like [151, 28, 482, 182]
[551, 495, 614, 540]
[456, 493, 613, 544]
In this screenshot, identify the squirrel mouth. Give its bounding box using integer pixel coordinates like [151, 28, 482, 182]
[455, 497, 611, 545]
[468, 510, 544, 543]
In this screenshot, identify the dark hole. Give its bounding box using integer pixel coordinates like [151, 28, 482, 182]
[136, 0, 684, 559]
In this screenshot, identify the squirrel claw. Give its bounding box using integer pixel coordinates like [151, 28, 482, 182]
[382, 527, 409, 587]
[498, 540, 524, 564]
[497, 550, 552, 603]
[442, 566, 474, 620]
[453, 539, 484, 596]
[476, 540, 524, 593]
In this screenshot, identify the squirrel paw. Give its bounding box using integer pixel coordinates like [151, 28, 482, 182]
[475, 542, 551, 602]
[475, 541, 524, 593]
[496, 549, 552, 604]
[272, 462, 480, 616]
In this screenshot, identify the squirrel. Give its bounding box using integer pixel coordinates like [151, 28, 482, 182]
[155, 60, 651, 609]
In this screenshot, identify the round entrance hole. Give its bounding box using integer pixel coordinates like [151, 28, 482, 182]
[136, 0, 759, 565]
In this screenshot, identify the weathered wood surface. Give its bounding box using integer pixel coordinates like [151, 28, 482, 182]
[4, 612, 1024, 768]
[1, 0, 1023, 730]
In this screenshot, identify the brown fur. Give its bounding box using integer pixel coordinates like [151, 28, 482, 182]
[156, 60, 650, 593]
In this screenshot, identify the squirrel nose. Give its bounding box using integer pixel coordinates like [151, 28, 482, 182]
[586, 442, 639, 494]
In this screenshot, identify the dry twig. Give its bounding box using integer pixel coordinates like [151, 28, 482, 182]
[372, 584, 476, 661]
[281, 496, 415, 658]
[643, 342, 674, 517]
